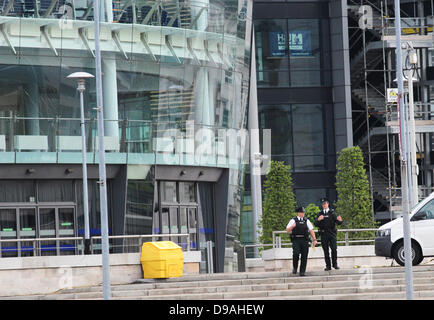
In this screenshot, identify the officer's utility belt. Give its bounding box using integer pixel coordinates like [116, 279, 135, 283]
[319, 229, 336, 234]
[291, 235, 308, 239]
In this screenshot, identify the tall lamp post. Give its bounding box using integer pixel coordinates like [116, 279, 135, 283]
[93, 0, 111, 300]
[394, 0, 414, 300]
[67, 72, 94, 255]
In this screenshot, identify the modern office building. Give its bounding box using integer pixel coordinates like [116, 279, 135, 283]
[241, 0, 353, 248]
[0, 0, 254, 273]
[242, 0, 434, 249]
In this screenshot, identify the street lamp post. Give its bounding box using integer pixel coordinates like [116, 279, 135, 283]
[394, 0, 414, 300]
[93, 0, 111, 300]
[67, 72, 94, 255]
[405, 46, 419, 207]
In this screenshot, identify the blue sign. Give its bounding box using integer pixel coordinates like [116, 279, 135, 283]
[289, 30, 312, 56]
[268, 31, 286, 57]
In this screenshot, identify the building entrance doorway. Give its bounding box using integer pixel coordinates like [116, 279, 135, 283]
[160, 205, 198, 250]
[0, 206, 76, 257]
[155, 180, 216, 273]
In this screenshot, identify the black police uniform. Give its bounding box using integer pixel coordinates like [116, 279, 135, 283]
[314, 200, 342, 270]
[290, 217, 310, 275]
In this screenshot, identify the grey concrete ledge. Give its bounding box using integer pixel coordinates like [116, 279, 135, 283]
[0, 251, 201, 270]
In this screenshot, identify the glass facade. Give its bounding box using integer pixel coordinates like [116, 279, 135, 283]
[240, 1, 342, 251]
[0, 0, 252, 169]
[0, 0, 253, 272]
[255, 18, 329, 88]
[259, 103, 325, 171]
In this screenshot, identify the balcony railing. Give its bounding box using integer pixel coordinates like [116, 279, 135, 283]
[0, 0, 237, 33]
[0, 116, 250, 166]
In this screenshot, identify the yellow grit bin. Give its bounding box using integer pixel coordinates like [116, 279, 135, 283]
[140, 241, 184, 279]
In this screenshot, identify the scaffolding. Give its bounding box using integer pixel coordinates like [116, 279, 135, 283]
[348, 0, 434, 222]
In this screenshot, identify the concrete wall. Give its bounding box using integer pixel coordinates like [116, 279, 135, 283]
[0, 251, 201, 297]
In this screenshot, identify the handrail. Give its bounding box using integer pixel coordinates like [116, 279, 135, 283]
[0, 233, 191, 257]
[272, 228, 378, 249]
[91, 233, 191, 253]
[0, 237, 85, 257]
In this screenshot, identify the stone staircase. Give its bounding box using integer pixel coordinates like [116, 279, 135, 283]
[4, 265, 434, 300]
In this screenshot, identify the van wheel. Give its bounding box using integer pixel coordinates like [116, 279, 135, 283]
[393, 241, 422, 266]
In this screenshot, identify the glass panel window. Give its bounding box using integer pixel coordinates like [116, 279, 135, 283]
[259, 104, 325, 171]
[39, 208, 56, 256]
[161, 181, 177, 203]
[418, 199, 434, 220]
[59, 208, 75, 255]
[0, 209, 17, 257]
[38, 180, 74, 202]
[0, 181, 35, 203]
[255, 19, 289, 87]
[19, 208, 36, 257]
[259, 105, 293, 167]
[295, 189, 327, 208]
[288, 19, 322, 87]
[179, 182, 196, 203]
[292, 104, 325, 170]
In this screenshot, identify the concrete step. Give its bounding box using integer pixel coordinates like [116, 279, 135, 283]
[108, 276, 434, 300]
[4, 265, 434, 300]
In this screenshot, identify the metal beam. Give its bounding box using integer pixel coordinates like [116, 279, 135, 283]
[0, 24, 16, 55]
[189, 6, 206, 29]
[186, 37, 200, 65]
[81, 1, 94, 20]
[43, 0, 60, 18]
[112, 31, 128, 60]
[167, 4, 183, 27]
[141, 1, 160, 25]
[41, 26, 58, 56]
[140, 32, 157, 61]
[165, 35, 181, 64]
[2, 0, 15, 16]
[78, 28, 95, 58]
[203, 39, 217, 66]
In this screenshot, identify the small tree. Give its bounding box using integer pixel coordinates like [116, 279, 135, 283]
[335, 146, 378, 242]
[305, 203, 320, 227]
[259, 161, 296, 245]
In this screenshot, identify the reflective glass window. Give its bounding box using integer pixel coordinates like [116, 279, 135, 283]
[38, 180, 74, 202]
[259, 104, 293, 167]
[288, 19, 321, 87]
[254, 19, 289, 87]
[292, 104, 325, 170]
[259, 104, 326, 171]
[295, 189, 327, 207]
[255, 18, 326, 87]
[161, 181, 177, 203]
[179, 182, 196, 203]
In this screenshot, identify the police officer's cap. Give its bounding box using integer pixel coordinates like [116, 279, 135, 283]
[296, 206, 305, 213]
[320, 197, 329, 204]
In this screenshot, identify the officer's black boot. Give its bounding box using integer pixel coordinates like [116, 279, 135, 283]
[292, 259, 298, 274]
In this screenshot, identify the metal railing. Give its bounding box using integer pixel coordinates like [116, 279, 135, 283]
[272, 228, 378, 249]
[0, 233, 191, 258]
[0, 237, 85, 257]
[237, 228, 379, 271]
[91, 233, 191, 253]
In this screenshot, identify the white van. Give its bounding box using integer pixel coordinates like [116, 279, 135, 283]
[375, 192, 434, 266]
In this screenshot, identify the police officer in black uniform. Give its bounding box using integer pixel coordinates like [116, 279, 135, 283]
[314, 198, 343, 271]
[286, 207, 318, 276]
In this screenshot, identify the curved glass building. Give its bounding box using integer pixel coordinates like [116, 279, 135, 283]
[0, 0, 253, 273]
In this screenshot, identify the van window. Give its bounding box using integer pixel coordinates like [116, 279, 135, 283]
[418, 199, 434, 220]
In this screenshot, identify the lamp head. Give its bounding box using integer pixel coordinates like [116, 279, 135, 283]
[67, 72, 94, 79]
